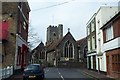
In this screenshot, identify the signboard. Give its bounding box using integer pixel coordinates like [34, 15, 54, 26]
[0, 21, 9, 40]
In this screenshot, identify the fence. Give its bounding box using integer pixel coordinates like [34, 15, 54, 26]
[0, 66, 14, 79]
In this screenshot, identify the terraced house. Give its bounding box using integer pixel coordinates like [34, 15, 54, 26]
[101, 10, 120, 78]
[86, 6, 118, 74]
[0, 1, 30, 71]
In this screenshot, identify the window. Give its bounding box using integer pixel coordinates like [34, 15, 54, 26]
[87, 24, 90, 35]
[98, 39, 101, 52]
[92, 35, 95, 50]
[88, 38, 91, 51]
[23, 21, 26, 30]
[91, 19, 95, 32]
[64, 41, 74, 58]
[19, 21, 22, 34]
[105, 24, 113, 41]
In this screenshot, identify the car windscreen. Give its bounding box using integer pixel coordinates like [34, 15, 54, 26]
[25, 65, 40, 70]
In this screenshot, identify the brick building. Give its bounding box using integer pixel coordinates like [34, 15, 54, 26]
[101, 11, 120, 78]
[0, 1, 30, 70]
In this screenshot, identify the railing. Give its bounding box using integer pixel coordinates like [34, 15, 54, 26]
[0, 66, 14, 79]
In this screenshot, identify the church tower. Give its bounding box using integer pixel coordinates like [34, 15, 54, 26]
[46, 24, 63, 45]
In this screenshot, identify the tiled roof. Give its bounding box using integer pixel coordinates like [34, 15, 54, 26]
[46, 32, 75, 52]
[76, 37, 87, 45]
[46, 37, 63, 52]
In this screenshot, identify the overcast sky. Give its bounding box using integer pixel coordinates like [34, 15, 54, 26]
[28, 0, 119, 48]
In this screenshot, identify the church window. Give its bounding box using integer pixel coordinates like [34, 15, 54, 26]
[64, 40, 74, 58]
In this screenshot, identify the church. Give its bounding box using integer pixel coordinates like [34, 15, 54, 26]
[46, 24, 79, 67]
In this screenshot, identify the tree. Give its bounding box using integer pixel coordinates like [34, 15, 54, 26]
[28, 23, 40, 49]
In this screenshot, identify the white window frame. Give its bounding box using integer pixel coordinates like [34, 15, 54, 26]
[91, 20, 95, 32]
[87, 24, 90, 35]
[92, 35, 95, 50]
[106, 24, 113, 41]
[88, 38, 91, 51]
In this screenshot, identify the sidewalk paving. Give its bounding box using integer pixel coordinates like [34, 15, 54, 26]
[3, 70, 23, 80]
[79, 68, 115, 80]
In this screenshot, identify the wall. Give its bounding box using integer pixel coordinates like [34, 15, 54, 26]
[95, 6, 118, 72]
[58, 32, 78, 62]
[106, 48, 120, 78]
[103, 37, 120, 52]
[2, 2, 18, 68]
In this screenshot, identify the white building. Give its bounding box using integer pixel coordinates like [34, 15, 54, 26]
[87, 6, 118, 72]
[95, 6, 118, 72]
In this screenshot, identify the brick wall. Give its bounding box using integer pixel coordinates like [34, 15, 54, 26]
[2, 2, 18, 68]
[106, 48, 120, 78]
[113, 16, 120, 38]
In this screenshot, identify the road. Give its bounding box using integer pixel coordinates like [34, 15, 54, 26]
[9, 67, 95, 80]
[44, 67, 93, 80]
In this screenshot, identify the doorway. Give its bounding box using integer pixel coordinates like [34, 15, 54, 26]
[106, 56, 110, 75]
[93, 55, 96, 70]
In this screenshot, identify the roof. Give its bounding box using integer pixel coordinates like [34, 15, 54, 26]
[76, 37, 87, 46]
[46, 37, 63, 52]
[46, 32, 76, 52]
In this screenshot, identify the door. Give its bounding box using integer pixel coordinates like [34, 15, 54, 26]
[106, 56, 110, 75]
[98, 58, 100, 72]
[88, 56, 91, 69]
[93, 55, 96, 70]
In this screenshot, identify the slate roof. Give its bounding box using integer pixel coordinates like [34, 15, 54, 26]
[46, 32, 76, 52]
[76, 37, 87, 46]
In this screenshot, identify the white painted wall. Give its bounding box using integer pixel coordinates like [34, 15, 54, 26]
[103, 37, 120, 52]
[103, 52, 106, 71]
[96, 6, 118, 53]
[87, 6, 118, 71]
[91, 56, 93, 69]
[95, 6, 118, 72]
[14, 34, 28, 70]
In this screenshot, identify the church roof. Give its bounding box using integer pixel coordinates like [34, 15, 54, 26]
[76, 37, 87, 46]
[46, 32, 76, 52]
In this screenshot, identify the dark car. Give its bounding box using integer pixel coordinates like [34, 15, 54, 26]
[23, 64, 44, 80]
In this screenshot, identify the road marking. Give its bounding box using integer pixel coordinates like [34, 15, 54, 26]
[57, 68, 64, 80]
[45, 68, 50, 73]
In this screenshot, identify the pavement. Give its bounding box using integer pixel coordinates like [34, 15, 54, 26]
[79, 68, 115, 80]
[2, 67, 117, 80]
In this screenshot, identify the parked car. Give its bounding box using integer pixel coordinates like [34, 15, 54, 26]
[23, 64, 44, 80]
